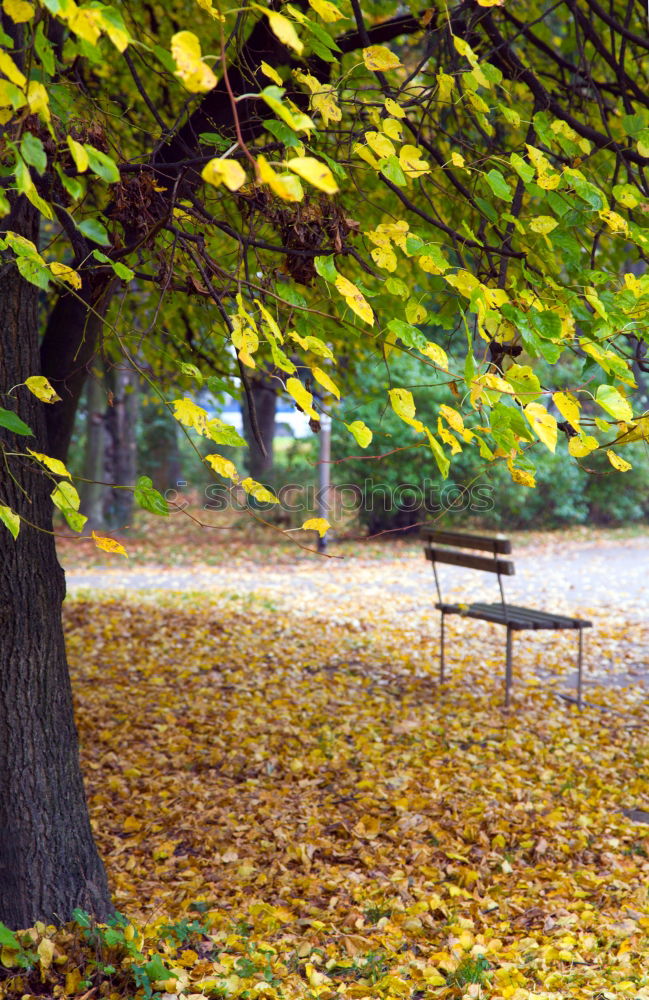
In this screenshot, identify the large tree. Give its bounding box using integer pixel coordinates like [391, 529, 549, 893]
[1, 0, 648, 927]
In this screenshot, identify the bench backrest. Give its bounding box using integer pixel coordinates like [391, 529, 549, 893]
[422, 529, 515, 608]
[422, 528, 515, 576]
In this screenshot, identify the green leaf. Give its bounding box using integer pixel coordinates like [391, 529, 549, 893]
[314, 254, 338, 283]
[20, 133, 47, 175]
[485, 168, 512, 201]
[386, 318, 427, 350]
[16, 256, 51, 290]
[198, 132, 231, 151]
[595, 384, 633, 421]
[34, 22, 55, 74]
[134, 476, 169, 516]
[262, 119, 302, 148]
[0, 407, 33, 436]
[113, 262, 134, 281]
[381, 155, 407, 187]
[0, 923, 20, 949]
[509, 152, 535, 184]
[84, 145, 120, 184]
[530, 309, 562, 341]
[0, 506, 19, 540]
[207, 419, 247, 448]
[80, 219, 111, 245]
[143, 954, 174, 982]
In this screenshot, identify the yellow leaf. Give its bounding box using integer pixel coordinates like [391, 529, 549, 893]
[241, 478, 279, 503]
[439, 404, 464, 433]
[257, 155, 304, 202]
[25, 375, 61, 403]
[68, 8, 102, 46]
[382, 117, 403, 141]
[365, 130, 395, 159]
[529, 215, 558, 234]
[569, 434, 598, 457]
[524, 402, 557, 452]
[260, 61, 283, 86]
[334, 274, 374, 325]
[27, 449, 70, 478]
[0, 505, 20, 539]
[171, 31, 217, 93]
[353, 142, 380, 169]
[172, 397, 208, 435]
[92, 531, 127, 557]
[301, 517, 330, 536]
[553, 390, 581, 432]
[437, 72, 454, 102]
[444, 268, 480, 298]
[389, 387, 424, 432]
[201, 157, 247, 191]
[36, 938, 54, 971]
[25, 80, 50, 122]
[384, 98, 405, 120]
[508, 463, 536, 487]
[311, 366, 340, 399]
[451, 151, 465, 168]
[66, 136, 88, 172]
[606, 449, 632, 472]
[371, 245, 397, 272]
[285, 156, 338, 194]
[286, 377, 318, 420]
[205, 453, 239, 481]
[353, 814, 380, 839]
[307, 0, 344, 21]
[612, 413, 649, 445]
[399, 144, 429, 177]
[363, 45, 401, 71]
[2, 0, 34, 23]
[0, 50, 26, 87]
[264, 9, 303, 54]
[311, 86, 341, 127]
[420, 342, 449, 370]
[345, 420, 372, 448]
[49, 262, 82, 289]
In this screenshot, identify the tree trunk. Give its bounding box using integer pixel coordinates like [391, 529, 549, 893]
[80, 372, 107, 531]
[241, 375, 277, 481]
[0, 195, 112, 928]
[40, 277, 116, 462]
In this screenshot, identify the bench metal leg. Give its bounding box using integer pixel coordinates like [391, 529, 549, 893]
[505, 626, 513, 707]
[440, 611, 445, 684]
[577, 627, 584, 710]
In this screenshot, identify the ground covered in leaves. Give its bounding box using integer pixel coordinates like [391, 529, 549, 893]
[2, 544, 649, 1000]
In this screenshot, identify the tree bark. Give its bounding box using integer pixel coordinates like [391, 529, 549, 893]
[0, 195, 112, 928]
[241, 375, 277, 481]
[40, 277, 116, 463]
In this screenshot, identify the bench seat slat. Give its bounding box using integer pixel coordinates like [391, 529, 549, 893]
[421, 528, 512, 554]
[425, 546, 515, 576]
[436, 601, 591, 630]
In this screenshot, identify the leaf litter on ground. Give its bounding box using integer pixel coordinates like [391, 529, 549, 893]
[1, 541, 649, 1000]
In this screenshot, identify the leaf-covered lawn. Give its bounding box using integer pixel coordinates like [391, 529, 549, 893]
[2, 583, 649, 1000]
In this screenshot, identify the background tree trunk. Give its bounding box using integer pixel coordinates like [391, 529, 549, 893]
[80, 371, 107, 531]
[103, 366, 138, 530]
[0, 196, 112, 928]
[241, 375, 277, 482]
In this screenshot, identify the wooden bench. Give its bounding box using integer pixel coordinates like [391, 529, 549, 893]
[422, 528, 592, 707]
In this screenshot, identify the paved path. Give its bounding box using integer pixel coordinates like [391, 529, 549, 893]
[67, 537, 649, 618]
[65, 535, 649, 697]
